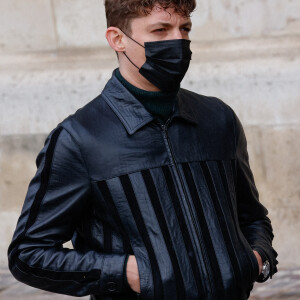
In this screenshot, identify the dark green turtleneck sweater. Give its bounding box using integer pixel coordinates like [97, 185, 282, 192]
[115, 68, 179, 123]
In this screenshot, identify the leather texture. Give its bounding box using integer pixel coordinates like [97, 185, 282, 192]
[8, 69, 278, 300]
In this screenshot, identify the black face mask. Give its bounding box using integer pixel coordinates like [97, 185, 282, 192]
[120, 30, 192, 92]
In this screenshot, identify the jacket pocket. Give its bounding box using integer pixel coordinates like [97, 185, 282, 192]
[244, 240, 260, 283]
[131, 246, 151, 300]
[249, 248, 260, 282]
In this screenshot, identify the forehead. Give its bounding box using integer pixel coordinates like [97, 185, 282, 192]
[134, 5, 191, 26]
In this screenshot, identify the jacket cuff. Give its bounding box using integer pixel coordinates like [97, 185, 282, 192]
[98, 253, 131, 295]
[253, 245, 278, 283]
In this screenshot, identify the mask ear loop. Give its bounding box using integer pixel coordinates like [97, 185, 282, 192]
[119, 28, 145, 70]
[123, 52, 140, 70]
[119, 28, 145, 48]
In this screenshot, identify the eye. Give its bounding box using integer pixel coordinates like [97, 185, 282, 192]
[154, 28, 166, 32]
[182, 27, 191, 32]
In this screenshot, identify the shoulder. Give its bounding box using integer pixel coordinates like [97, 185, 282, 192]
[179, 87, 236, 122]
[179, 88, 248, 152]
[55, 92, 109, 141]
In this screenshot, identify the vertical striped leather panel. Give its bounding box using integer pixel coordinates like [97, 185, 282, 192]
[222, 160, 260, 292]
[96, 160, 257, 300]
[97, 165, 206, 300]
[162, 164, 210, 298]
[98, 180, 133, 255]
[102, 176, 154, 299]
[179, 160, 258, 299]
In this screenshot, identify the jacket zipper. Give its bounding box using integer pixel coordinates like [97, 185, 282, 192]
[159, 117, 213, 297]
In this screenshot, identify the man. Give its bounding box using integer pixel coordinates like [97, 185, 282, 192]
[8, 1, 278, 299]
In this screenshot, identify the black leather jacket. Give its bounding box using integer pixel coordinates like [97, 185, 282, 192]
[8, 69, 278, 300]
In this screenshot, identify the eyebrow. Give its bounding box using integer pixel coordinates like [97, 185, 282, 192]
[147, 21, 192, 30]
[181, 21, 193, 28]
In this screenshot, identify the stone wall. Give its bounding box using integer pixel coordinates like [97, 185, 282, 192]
[1, 0, 299, 53]
[0, 0, 299, 269]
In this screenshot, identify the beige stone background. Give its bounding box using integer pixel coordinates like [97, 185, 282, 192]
[0, 0, 299, 279]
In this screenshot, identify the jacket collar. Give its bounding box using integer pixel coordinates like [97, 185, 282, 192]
[101, 69, 198, 135]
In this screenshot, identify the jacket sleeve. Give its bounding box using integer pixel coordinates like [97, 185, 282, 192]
[7, 125, 130, 297]
[232, 112, 279, 282]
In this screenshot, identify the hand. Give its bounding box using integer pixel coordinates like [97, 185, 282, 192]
[253, 250, 263, 275]
[126, 255, 141, 293]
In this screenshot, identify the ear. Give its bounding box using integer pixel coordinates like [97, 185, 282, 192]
[106, 27, 125, 53]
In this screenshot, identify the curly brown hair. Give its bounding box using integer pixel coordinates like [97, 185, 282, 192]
[104, 0, 196, 34]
